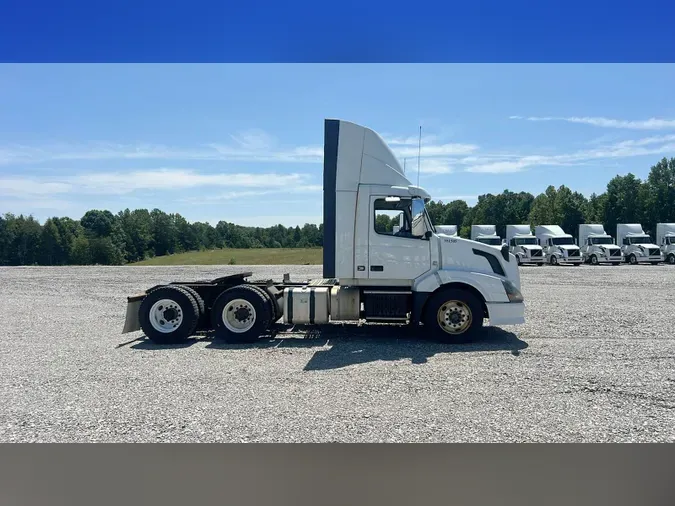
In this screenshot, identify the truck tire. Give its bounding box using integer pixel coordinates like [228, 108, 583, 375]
[590, 255, 598, 265]
[139, 286, 200, 344]
[668, 254, 675, 265]
[422, 288, 484, 344]
[211, 284, 273, 343]
[629, 254, 638, 265]
[174, 285, 206, 327]
[516, 255, 522, 266]
[550, 255, 558, 266]
[243, 284, 279, 325]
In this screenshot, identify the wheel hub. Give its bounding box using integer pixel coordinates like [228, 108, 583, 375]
[222, 298, 257, 334]
[163, 308, 178, 321]
[234, 306, 251, 322]
[149, 299, 184, 334]
[437, 300, 472, 334]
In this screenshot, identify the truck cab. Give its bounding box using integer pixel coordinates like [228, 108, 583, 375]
[617, 224, 662, 265]
[535, 225, 582, 266]
[578, 224, 622, 265]
[470, 225, 503, 248]
[656, 223, 675, 265]
[505, 225, 544, 266]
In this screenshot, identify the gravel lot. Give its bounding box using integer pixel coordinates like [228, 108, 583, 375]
[1, 264, 674, 442]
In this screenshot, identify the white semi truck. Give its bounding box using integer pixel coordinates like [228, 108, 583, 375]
[505, 225, 545, 266]
[578, 224, 623, 265]
[617, 224, 662, 265]
[121, 119, 526, 345]
[471, 225, 503, 248]
[656, 223, 675, 265]
[535, 225, 583, 266]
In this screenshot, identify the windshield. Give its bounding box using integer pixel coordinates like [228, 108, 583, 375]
[591, 237, 613, 245]
[514, 237, 538, 245]
[628, 235, 651, 244]
[513, 237, 538, 246]
[551, 237, 575, 245]
[478, 237, 502, 245]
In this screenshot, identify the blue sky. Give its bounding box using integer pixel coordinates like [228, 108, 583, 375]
[1, 64, 675, 227]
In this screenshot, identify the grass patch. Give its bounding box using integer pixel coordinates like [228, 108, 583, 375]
[130, 248, 323, 266]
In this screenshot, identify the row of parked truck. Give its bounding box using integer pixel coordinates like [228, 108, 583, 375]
[439, 223, 675, 266]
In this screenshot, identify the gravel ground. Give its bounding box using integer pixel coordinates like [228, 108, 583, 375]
[1, 264, 674, 443]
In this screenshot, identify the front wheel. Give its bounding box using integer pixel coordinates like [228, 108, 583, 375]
[550, 255, 558, 266]
[590, 255, 598, 265]
[423, 288, 484, 344]
[629, 254, 638, 265]
[668, 254, 675, 265]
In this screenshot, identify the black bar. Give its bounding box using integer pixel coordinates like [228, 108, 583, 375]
[309, 289, 315, 324]
[370, 265, 384, 272]
[286, 289, 293, 325]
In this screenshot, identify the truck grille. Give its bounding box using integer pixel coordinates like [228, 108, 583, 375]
[649, 248, 660, 256]
[568, 250, 580, 257]
[610, 249, 621, 257]
[531, 250, 542, 257]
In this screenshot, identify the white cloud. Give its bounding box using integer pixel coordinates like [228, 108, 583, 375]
[392, 143, 478, 158]
[1, 169, 316, 202]
[0, 178, 73, 196]
[414, 159, 454, 175]
[464, 135, 675, 174]
[382, 134, 439, 146]
[510, 115, 675, 130]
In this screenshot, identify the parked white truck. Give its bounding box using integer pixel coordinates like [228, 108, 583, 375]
[656, 223, 675, 265]
[471, 225, 503, 248]
[505, 225, 545, 266]
[535, 225, 582, 266]
[578, 224, 623, 265]
[121, 119, 525, 345]
[617, 224, 662, 265]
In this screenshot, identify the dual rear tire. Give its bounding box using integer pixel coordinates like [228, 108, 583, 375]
[139, 283, 277, 345]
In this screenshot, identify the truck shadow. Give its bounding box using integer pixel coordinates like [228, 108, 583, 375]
[126, 324, 527, 370]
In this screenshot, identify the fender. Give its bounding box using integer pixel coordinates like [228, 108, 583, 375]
[411, 269, 510, 323]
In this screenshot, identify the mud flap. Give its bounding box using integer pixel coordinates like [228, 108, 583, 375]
[122, 294, 145, 333]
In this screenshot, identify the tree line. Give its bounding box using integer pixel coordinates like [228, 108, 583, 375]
[1, 157, 674, 266]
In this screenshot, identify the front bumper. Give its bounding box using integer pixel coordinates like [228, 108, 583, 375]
[635, 255, 663, 263]
[487, 301, 525, 326]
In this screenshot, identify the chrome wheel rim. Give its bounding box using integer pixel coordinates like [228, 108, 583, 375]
[437, 300, 472, 334]
[149, 298, 183, 333]
[222, 298, 257, 333]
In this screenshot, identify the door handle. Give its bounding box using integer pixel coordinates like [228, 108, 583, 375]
[370, 265, 384, 272]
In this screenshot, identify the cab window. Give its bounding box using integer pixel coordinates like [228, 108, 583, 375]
[374, 197, 426, 238]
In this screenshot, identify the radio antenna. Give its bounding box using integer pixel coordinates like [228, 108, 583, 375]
[403, 157, 407, 174]
[417, 125, 422, 187]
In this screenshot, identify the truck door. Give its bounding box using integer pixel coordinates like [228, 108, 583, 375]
[368, 196, 432, 280]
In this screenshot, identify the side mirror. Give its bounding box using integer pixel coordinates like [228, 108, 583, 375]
[424, 230, 432, 239]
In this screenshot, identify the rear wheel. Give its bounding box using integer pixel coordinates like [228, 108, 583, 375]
[174, 285, 206, 327]
[139, 286, 200, 344]
[211, 285, 273, 343]
[423, 288, 484, 344]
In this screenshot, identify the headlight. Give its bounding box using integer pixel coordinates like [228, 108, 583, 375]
[502, 279, 524, 303]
